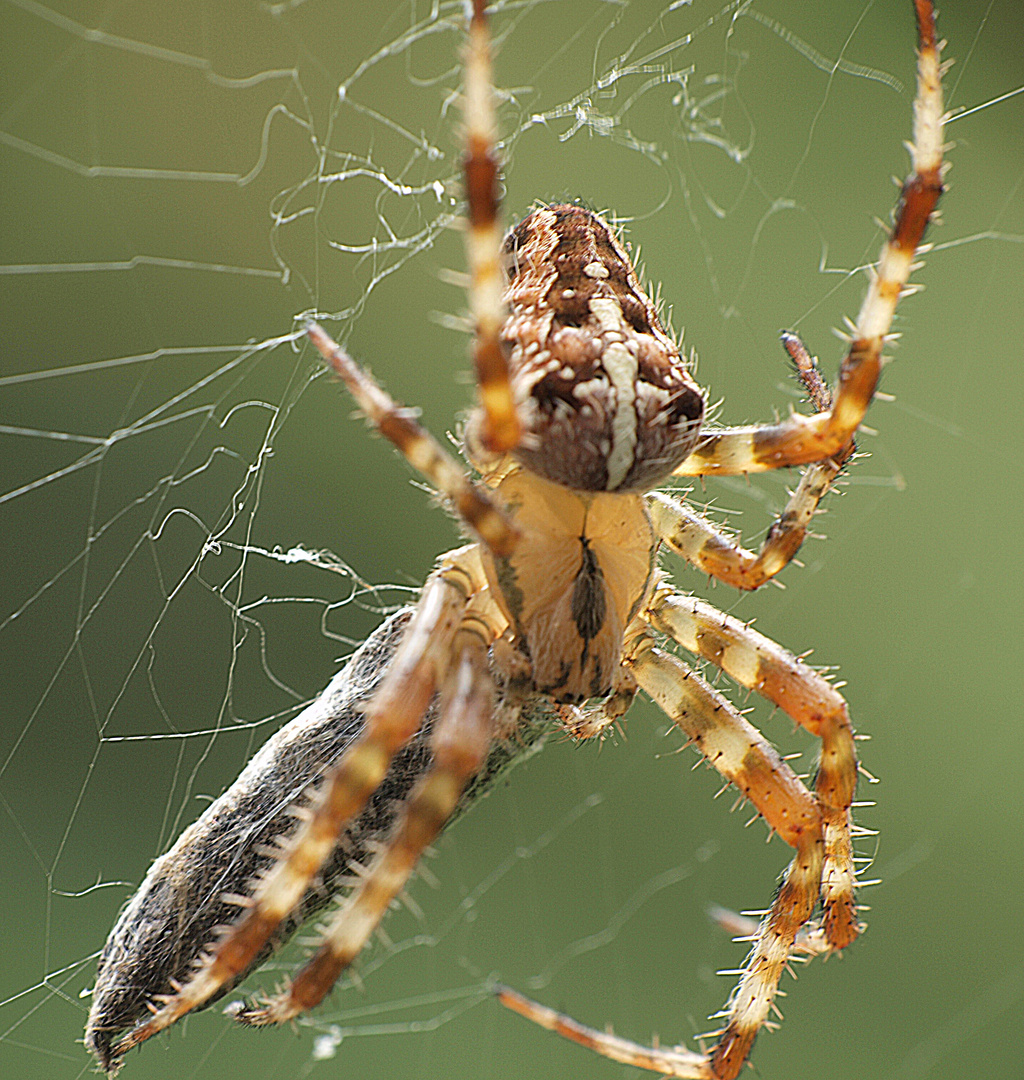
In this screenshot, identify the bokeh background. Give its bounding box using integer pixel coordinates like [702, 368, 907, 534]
[2, 2, 1022, 1079]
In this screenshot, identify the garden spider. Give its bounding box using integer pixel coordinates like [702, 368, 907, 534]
[85, 2, 946, 1077]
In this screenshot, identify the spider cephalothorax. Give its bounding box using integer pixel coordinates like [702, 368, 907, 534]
[86, 3, 945, 1078]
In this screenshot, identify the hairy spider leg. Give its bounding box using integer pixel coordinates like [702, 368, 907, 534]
[236, 596, 505, 1025]
[110, 549, 489, 1059]
[306, 323, 518, 558]
[648, 468, 835, 591]
[500, 824, 823, 1080]
[644, 587, 858, 947]
[498, 629, 826, 1080]
[673, 0, 944, 478]
[628, 632, 821, 861]
[464, 0, 520, 453]
[496, 982, 714, 1080]
[705, 831, 823, 1079]
[781, 331, 839, 417]
[650, 333, 851, 590]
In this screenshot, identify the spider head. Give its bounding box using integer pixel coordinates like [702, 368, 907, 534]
[469, 204, 705, 493]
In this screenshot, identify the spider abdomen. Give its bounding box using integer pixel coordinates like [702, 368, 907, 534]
[497, 204, 705, 493]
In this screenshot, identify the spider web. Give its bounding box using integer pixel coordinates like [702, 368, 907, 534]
[2, 2, 1023, 1079]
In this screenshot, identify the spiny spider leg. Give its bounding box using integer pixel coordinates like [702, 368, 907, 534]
[495, 983, 714, 1079]
[782, 330, 839, 416]
[704, 831, 824, 1078]
[300, 4, 522, 557]
[306, 323, 518, 558]
[627, 632, 820, 855]
[633, 596, 860, 1064]
[650, 333, 852, 590]
[463, 0, 520, 453]
[236, 601, 503, 1025]
[643, 585, 858, 946]
[110, 548, 487, 1060]
[674, 0, 945, 478]
[648, 473, 830, 591]
[497, 829, 824, 1080]
[628, 624, 831, 1069]
[498, 628, 826, 1080]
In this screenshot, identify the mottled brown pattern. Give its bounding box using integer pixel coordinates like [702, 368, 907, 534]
[85, 611, 552, 1071]
[493, 204, 705, 492]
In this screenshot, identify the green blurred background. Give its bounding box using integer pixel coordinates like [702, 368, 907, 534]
[2, 2, 1022, 1078]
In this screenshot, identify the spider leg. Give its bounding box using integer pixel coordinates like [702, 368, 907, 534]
[110, 545, 490, 1060]
[561, 663, 639, 740]
[651, 335, 851, 590]
[704, 832, 823, 1078]
[464, 0, 520, 453]
[306, 323, 517, 558]
[495, 983, 713, 1079]
[674, 1, 944, 478]
[497, 826, 822, 1080]
[628, 631, 820, 858]
[648, 464, 838, 591]
[236, 599, 502, 1025]
[499, 630, 825, 1080]
[624, 632, 831, 1078]
[643, 586, 859, 948]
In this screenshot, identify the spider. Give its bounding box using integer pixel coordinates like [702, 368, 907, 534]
[85, 2, 945, 1077]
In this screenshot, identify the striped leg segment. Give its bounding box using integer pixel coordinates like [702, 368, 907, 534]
[644, 588, 859, 947]
[237, 607, 500, 1025]
[463, 0, 520, 453]
[651, 333, 854, 591]
[709, 831, 823, 1077]
[629, 635, 820, 849]
[495, 984, 713, 1079]
[650, 468, 834, 591]
[673, 0, 944, 478]
[618, 634, 830, 1078]
[110, 549, 486, 1060]
[498, 632, 824, 1079]
[306, 323, 518, 557]
[633, 632, 835, 1075]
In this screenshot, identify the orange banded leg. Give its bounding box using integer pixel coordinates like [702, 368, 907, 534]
[306, 323, 518, 558]
[629, 634, 819, 849]
[499, 632, 824, 1080]
[709, 831, 823, 1078]
[628, 635, 831, 1077]
[236, 606, 500, 1025]
[673, 0, 944, 478]
[652, 334, 850, 591]
[496, 984, 713, 1080]
[644, 588, 859, 947]
[649, 470, 834, 591]
[463, 0, 520, 453]
[110, 548, 485, 1060]
[497, 829, 822, 1080]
